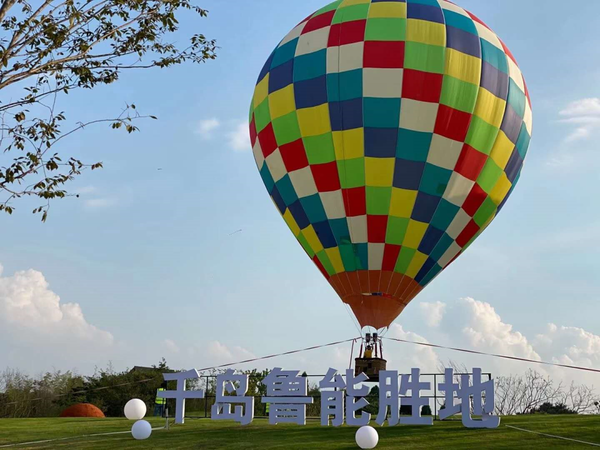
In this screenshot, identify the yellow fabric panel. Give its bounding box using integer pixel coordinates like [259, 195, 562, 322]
[473, 88, 507, 128]
[326, 247, 345, 273]
[303, 225, 324, 254]
[297, 104, 331, 137]
[390, 188, 417, 218]
[368, 2, 407, 18]
[489, 130, 515, 169]
[283, 209, 300, 237]
[403, 220, 428, 249]
[489, 173, 512, 206]
[406, 19, 445, 46]
[365, 157, 394, 187]
[405, 251, 429, 278]
[254, 75, 269, 108]
[445, 48, 481, 85]
[333, 128, 365, 160]
[269, 85, 296, 120]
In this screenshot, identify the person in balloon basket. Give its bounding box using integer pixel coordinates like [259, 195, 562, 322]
[363, 344, 373, 359]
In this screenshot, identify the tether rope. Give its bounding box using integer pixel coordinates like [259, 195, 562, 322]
[384, 337, 600, 374]
[3, 338, 360, 407]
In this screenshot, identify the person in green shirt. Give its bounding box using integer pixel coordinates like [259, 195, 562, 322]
[155, 388, 166, 417]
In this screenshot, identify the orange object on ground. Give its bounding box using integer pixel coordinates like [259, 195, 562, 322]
[60, 403, 105, 418]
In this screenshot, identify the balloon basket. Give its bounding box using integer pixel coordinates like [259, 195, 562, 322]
[354, 357, 387, 382]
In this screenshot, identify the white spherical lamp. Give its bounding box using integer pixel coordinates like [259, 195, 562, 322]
[356, 426, 379, 449]
[124, 398, 147, 420]
[131, 420, 152, 440]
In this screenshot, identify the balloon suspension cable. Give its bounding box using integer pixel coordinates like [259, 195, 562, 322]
[348, 338, 357, 369]
[343, 302, 363, 337]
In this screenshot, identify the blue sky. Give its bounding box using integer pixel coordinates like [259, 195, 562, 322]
[1, 0, 599, 380]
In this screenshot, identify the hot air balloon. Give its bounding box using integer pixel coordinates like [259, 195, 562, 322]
[249, 0, 532, 375]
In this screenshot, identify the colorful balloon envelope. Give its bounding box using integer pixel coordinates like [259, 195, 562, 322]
[249, 0, 532, 330]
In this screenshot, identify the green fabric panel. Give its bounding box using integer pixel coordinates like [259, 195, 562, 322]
[314, 0, 343, 16]
[317, 250, 336, 276]
[272, 111, 301, 145]
[477, 159, 503, 194]
[298, 233, 315, 258]
[254, 99, 271, 132]
[473, 197, 497, 228]
[404, 42, 445, 74]
[304, 133, 336, 164]
[338, 158, 365, 188]
[333, 4, 370, 23]
[386, 216, 409, 245]
[365, 18, 406, 41]
[465, 116, 499, 155]
[395, 246, 416, 273]
[339, 244, 358, 271]
[440, 76, 479, 112]
[366, 186, 392, 215]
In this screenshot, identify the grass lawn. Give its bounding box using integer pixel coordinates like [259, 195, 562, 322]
[0, 415, 599, 449]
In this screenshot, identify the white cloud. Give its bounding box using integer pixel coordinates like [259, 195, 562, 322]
[419, 301, 446, 328]
[195, 118, 221, 139]
[565, 127, 592, 143]
[558, 116, 600, 125]
[396, 296, 600, 387]
[386, 324, 439, 371]
[453, 297, 541, 362]
[228, 121, 250, 151]
[557, 98, 600, 144]
[205, 340, 255, 364]
[0, 265, 112, 343]
[0, 264, 115, 372]
[157, 339, 256, 371]
[559, 98, 600, 117]
[534, 324, 600, 369]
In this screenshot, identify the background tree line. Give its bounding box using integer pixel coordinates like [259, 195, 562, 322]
[1, 361, 599, 418]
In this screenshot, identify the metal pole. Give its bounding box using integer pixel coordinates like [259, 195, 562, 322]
[205, 376, 209, 419]
[434, 374, 437, 420]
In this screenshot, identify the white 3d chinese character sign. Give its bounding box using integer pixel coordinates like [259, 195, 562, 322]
[161, 367, 500, 429]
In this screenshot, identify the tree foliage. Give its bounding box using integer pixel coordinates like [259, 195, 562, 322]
[529, 402, 577, 415]
[0, 0, 216, 220]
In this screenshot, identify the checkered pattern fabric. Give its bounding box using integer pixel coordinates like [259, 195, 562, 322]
[249, 0, 532, 329]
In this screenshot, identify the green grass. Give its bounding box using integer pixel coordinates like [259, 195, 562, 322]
[0, 415, 599, 449]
